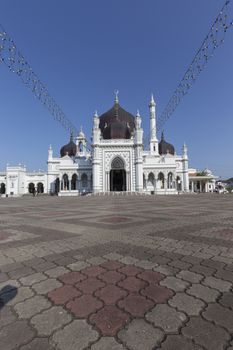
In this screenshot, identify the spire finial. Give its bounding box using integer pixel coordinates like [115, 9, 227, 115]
[149, 93, 155, 107]
[114, 90, 119, 104]
[136, 109, 140, 117]
[80, 125, 83, 132]
[161, 130, 164, 140]
[94, 110, 98, 118]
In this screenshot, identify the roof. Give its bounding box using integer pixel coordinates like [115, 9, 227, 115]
[99, 102, 135, 139]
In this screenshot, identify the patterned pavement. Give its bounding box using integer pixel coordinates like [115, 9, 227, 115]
[0, 194, 233, 349]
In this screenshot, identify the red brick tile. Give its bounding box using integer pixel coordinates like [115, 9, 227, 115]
[95, 284, 127, 305]
[76, 277, 105, 294]
[89, 305, 129, 336]
[101, 260, 125, 271]
[48, 285, 81, 305]
[99, 271, 125, 284]
[137, 270, 164, 284]
[118, 293, 154, 317]
[81, 265, 106, 277]
[58, 271, 86, 285]
[141, 285, 173, 303]
[118, 276, 147, 293]
[66, 295, 103, 318]
[118, 265, 143, 276]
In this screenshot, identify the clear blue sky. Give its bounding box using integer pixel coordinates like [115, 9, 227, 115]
[1, 0, 232, 178]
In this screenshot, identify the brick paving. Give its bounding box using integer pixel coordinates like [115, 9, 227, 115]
[0, 194, 233, 349]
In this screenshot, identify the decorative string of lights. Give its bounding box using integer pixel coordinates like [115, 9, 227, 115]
[157, 0, 233, 132]
[0, 23, 78, 136]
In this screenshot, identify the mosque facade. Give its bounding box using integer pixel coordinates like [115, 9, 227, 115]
[0, 95, 217, 197]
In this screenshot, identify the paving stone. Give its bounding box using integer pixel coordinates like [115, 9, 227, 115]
[99, 270, 125, 284]
[58, 271, 87, 284]
[53, 256, 76, 266]
[201, 259, 225, 270]
[159, 335, 203, 349]
[68, 260, 90, 271]
[2, 286, 34, 306]
[169, 260, 192, 270]
[187, 283, 219, 302]
[103, 253, 124, 260]
[118, 319, 164, 350]
[119, 256, 139, 265]
[118, 276, 147, 293]
[118, 264, 143, 276]
[86, 256, 106, 265]
[81, 265, 107, 277]
[95, 284, 127, 304]
[90, 305, 129, 336]
[189, 264, 215, 277]
[203, 276, 232, 292]
[90, 337, 125, 350]
[8, 266, 35, 279]
[19, 338, 55, 350]
[153, 264, 179, 276]
[138, 270, 164, 284]
[0, 272, 8, 282]
[168, 293, 205, 315]
[44, 266, 69, 278]
[0, 306, 16, 329]
[176, 270, 203, 283]
[0, 262, 24, 273]
[20, 272, 47, 286]
[146, 304, 187, 333]
[34, 261, 57, 272]
[31, 306, 71, 335]
[134, 259, 158, 269]
[150, 255, 171, 265]
[0, 320, 34, 350]
[52, 319, 98, 350]
[219, 291, 233, 309]
[76, 277, 105, 294]
[118, 293, 154, 317]
[203, 303, 233, 332]
[67, 294, 103, 318]
[141, 284, 173, 303]
[215, 269, 233, 283]
[33, 278, 62, 294]
[14, 295, 51, 318]
[48, 284, 81, 305]
[160, 276, 189, 292]
[101, 260, 125, 270]
[182, 317, 230, 350]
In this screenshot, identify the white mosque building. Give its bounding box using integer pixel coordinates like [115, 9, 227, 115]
[0, 94, 217, 197]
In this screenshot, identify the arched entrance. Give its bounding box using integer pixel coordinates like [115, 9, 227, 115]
[110, 157, 126, 191]
[37, 182, 44, 193]
[28, 183, 35, 194]
[0, 183, 6, 194]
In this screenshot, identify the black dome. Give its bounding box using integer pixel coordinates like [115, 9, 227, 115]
[60, 134, 76, 157]
[159, 132, 175, 155]
[99, 102, 135, 139]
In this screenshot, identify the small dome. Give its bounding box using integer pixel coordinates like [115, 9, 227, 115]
[99, 101, 135, 139]
[159, 132, 175, 155]
[60, 134, 76, 157]
[204, 168, 212, 176]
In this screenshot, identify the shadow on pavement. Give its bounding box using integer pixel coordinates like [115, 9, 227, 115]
[0, 285, 18, 310]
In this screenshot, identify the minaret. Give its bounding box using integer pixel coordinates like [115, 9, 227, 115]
[92, 110, 101, 193]
[182, 143, 189, 192]
[149, 94, 158, 154]
[48, 145, 53, 160]
[134, 110, 143, 192]
[76, 126, 87, 155]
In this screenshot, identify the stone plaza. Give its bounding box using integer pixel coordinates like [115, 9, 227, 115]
[0, 194, 233, 350]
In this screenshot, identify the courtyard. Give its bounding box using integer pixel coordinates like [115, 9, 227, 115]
[0, 194, 233, 350]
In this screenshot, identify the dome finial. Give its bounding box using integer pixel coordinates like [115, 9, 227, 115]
[161, 130, 164, 140]
[70, 131, 74, 142]
[114, 90, 119, 104]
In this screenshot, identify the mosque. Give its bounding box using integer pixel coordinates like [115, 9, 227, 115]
[0, 94, 217, 197]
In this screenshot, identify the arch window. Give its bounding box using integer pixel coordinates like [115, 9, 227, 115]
[71, 174, 77, 190]
[158, 172, 165, 189]
[0, 183, 6, 194]
[111, 156, 124, 170]
[62, 174, 69, 191]
[167, 172, 173, 189]
[28, 183, 35, 194]
[148, 173, 155, 187]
